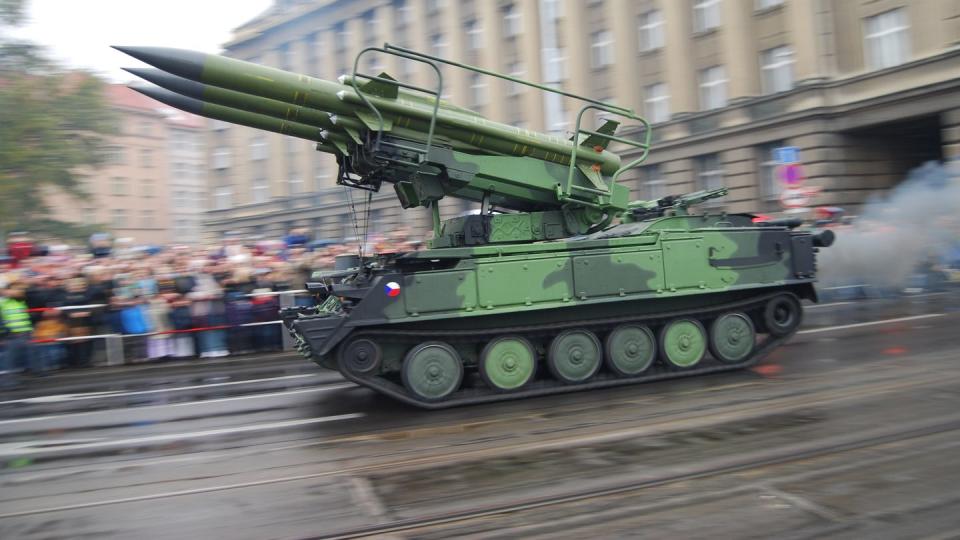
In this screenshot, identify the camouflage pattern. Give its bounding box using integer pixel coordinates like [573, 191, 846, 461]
[117, 45, 832, 407]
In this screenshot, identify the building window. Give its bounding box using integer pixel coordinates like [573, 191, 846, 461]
[110, 176, 127, 196]
[288, 175, 303, 195]
[758, 141, 785, 200]
[426, 0, 443, 14]
[695, 154, 724, 193]
[698, 65, 727, 110]
[278, 42, 294, 71]
[503, 4, 521, 38]
[142, 179, 154, 197]
[140, 120, 152, 137]
[642, 165, 668, 201]
[590, 30, 612, 68]
[395, 0, 411, 25]
[364, 11, 377, 46]
[755, 0, 783, 10]
[213, 147, 231, 169]
[251, 134, 267, 161]
[638, 10, 663, 52]
[693, 0, 721, 33]
[864, 8, 910, 70]
[644, 83, 670, 124]
[760, 46, 794, 94]
[141, 210, 154, 228]
[174, 190, 188, 208]
[470, 73, 487, 107]
[213, 186, 232, 210]
[466, 19, 482, 51]
[140, 148, 152, 167]
[211, 120, 230, 132]
[106, 146, 125, 164]
[507, 62, 525, 96]
[252, 177, 270, 203]
[111, 209, 127, 228]
[431, 33, 446, 58]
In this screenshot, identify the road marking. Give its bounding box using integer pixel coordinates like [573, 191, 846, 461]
[806, 301, 851, 309]
[0, 413, 364, 457]
[0, 384, 355, 426]
[798, 313, 946, 335]
[0, 373, 321, 406]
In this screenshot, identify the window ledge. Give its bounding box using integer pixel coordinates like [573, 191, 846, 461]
[753, 4, 784, 16]
[692, 28, 718, 39]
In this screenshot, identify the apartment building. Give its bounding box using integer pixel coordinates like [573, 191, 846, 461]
[204, 0, 960, 241]
[48, 85, 208, 244]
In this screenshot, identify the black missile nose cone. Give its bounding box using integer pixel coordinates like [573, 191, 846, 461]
[123, 67, 205, 100]
[128, 84, 204, 116]
[112, 46, 206, 82]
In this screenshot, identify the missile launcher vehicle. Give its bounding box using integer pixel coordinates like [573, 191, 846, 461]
[118, 44, 835, 408]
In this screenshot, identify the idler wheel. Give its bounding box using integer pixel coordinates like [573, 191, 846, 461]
[763, 294, 802, 337]
[709, 312, 756, 363]
[660, 319, 707, 368]
[605, 324, 656, 376]
[480, 336, 537, 392]
[401, 341, 463, 401]
[548, 329, 602, 383]
[339, 338, 383, 375]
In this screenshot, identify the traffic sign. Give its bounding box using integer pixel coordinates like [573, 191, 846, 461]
[774, 146, 800, 164]
[777, 163, 805, 186]
[779, 187, 811, 208]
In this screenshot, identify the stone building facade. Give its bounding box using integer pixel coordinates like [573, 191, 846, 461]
[203, 0, 960, 242]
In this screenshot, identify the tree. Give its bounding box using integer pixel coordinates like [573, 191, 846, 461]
[0, 0, 116, 240]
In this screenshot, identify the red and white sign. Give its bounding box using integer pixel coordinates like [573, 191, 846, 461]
[778, 186, 822, 209]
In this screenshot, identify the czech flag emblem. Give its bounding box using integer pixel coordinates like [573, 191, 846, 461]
[384, 281, 401, 297]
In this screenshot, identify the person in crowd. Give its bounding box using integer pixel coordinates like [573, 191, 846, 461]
[189, 266, 229, 358]
[168, 293, 196, 358]
[1, 281, 33, 385]
[62, 277, 95, 368]
[145, 293, 173, 360]
[32, 309, 67, 374]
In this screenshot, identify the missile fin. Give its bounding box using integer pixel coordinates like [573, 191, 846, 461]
[341, 126, 363, 144]
[569, 119, 620, 150]
[355, 110, 394, 131]
[329, 138, 350, 156]
[576, 162, 609, 191]
[359, 72, 399, 99]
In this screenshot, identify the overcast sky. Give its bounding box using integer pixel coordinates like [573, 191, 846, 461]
[14, 0, 273, 82]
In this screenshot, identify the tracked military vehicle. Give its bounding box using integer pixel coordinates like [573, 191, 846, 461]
[119, 44, 834, 408]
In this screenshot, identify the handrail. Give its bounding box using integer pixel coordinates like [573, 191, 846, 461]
[350, 46, 444, 161]
[353, 43, 653, 210]
[561, 104, 651, 204]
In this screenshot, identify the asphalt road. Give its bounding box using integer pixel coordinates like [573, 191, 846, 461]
[0, 291, 958, 539]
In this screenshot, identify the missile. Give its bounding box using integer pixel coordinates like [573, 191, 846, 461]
[129, 84, 340, 154]
[114, 46, 623, 176]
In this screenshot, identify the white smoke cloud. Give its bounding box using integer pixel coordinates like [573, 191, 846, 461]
[817, 161, 960, 291]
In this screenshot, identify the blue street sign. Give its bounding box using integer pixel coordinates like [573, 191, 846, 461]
[774, 146, 800, 164]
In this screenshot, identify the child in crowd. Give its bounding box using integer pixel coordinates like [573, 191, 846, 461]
[32, 309, 67, 374]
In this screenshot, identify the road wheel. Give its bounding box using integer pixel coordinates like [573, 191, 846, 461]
[338, 338, 383, 375]
[660, 319, 707, 368]
[548, 329, 602, 383]
[401, 341, 463, 401]
[709, 312, 756, 363]
[480, 336, 537, 392]
[763, 294, 802, 337]
[605, 324, 656, 376]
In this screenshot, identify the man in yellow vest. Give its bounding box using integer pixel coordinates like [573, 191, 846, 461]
[1, 281, 33, 386]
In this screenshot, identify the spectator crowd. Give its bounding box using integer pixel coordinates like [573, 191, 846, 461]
[0, 229, 420, 382]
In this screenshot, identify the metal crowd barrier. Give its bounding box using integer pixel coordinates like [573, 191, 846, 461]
[25, 290, 309, 366]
